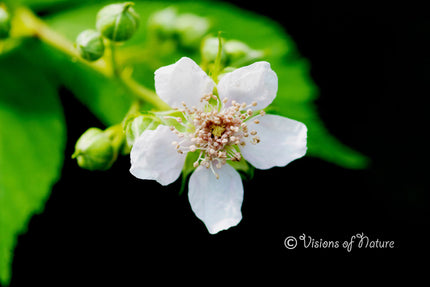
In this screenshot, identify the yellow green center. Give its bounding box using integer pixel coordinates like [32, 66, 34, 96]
[210, 124, 226, 137]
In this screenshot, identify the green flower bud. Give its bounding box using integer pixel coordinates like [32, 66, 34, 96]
[224, 40, 264, 66]
[201, 37, 226, 63]
[148, 7, 177, 37]
[175, 13, 209, 48]
[96, 2, 140, 42]
[76, 29, 105, 61]
[72, 128, 116, 171]
[0, 5, 11, 39]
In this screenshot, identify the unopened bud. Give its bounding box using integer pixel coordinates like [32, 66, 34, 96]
[0, 5, 11, 39]
[76, 29, 105, 61]
[96, 2, 140, 42]
[148, 7, 177, 37]
[225, 40, 263, 65]
[72, 128, 116, 171]
[175, 13, 209, 48]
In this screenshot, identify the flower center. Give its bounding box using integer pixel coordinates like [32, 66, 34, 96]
[210, 124, 226, 138]
[169, 94, 264, 179]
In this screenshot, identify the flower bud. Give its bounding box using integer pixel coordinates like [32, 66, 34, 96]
[148, 7, 177, 37]
[0, 5, 11, 39]
[72, 128, 116, 171]
[76, 29, 105, 61]
[225, 40, 263, 66]
[96, 2, 140, 42]
[175, 13, 209, 48]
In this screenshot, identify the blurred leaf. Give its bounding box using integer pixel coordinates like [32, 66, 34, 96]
[40, 43, 134, 126]
[4, 35, 132, 127]
[3, 0, 97, 12]
[0, 48, 65, 285]
[43, 0, 367, 168]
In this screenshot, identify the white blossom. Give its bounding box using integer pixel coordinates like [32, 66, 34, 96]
[130, 57, 307, 234]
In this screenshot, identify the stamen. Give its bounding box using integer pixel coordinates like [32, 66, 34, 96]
[169, 90, 264, 179]
[210, 162, 220, 179]
[203, 160, 210, 168]
[251, 136, 260, 144]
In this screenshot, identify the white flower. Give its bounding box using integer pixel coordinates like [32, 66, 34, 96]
[130, 57, 307, 234]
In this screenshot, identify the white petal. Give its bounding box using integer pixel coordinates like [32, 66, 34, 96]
[217, 61, 278, 110]
[188, 164, 243, 234]
[241, 114, 307, 170]
[154, 57, 215, 108]
[130, 125, 186, 186]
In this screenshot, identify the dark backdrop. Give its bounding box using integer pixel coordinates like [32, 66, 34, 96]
[9, 0, 429, 284]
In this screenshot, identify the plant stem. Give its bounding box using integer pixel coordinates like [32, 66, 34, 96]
[121, 75, 170, 111]
[109, 40, 120, 77]
[13, 7, 169, 111]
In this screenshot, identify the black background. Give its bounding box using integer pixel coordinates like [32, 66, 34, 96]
[8, 0, 430, 284]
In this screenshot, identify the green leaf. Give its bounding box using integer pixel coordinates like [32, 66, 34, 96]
[37, 42, 133, 126]
[3, 0, 97, 12]
[43, 0, 368, 168]
[0, 47, 65, 285]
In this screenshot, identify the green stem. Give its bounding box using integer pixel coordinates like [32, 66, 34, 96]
[13, 7, 169, 112]
[121, 75, 170, 110]
[109, 40, 120, 77]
